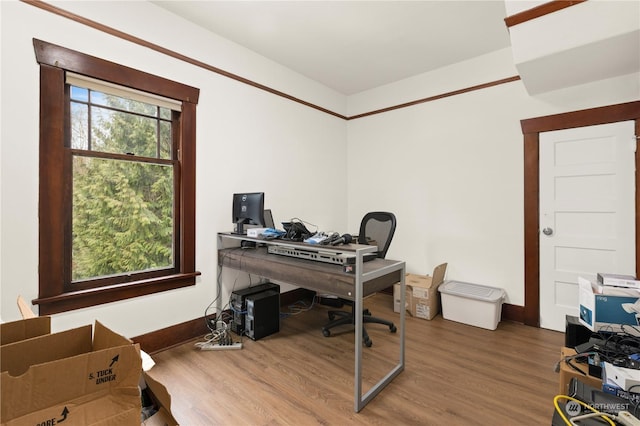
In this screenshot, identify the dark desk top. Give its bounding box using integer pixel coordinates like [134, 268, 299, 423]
[218, 246, 402, 300]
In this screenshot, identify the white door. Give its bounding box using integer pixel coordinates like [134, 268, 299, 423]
[539, 121, 636, 331]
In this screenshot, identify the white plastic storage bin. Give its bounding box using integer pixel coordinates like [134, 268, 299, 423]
[438, 280, 505, 330]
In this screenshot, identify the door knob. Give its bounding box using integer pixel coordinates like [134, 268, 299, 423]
[542, 227, 553, 236]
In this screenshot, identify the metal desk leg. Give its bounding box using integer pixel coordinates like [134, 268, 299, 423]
[354, 254, 363, 412]
[354, 261, 406, 412]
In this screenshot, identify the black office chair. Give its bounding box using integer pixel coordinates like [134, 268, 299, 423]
[321, 211, 397, 347]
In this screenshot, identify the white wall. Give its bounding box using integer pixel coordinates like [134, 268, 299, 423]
[346, 50, 639, 306]
[1, 0, 639, 333]
[0, 1, 347, 335]
[508, 0, 640, 95]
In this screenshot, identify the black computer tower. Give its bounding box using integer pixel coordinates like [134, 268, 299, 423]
[246, 290, 280, 341]
[565, 315, 592, 348]
[230, 282, 280, 334]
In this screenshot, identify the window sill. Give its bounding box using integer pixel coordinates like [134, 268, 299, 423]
[32, 272, 201, 315]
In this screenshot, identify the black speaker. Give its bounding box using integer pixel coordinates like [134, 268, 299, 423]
[565, 315, 593, 348]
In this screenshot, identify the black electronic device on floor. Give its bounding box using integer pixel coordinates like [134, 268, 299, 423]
[230, 282, 280, 335]
[552, 378, 639, 425]
[565, 314, 593, 348]
[245, 290, 280, 341]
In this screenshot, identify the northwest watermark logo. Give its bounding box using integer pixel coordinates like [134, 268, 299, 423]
[565, 400, 630, 417]
[565, 401, 581, 417]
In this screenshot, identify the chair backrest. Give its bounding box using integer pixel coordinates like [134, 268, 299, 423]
[357, 212, 396, 259]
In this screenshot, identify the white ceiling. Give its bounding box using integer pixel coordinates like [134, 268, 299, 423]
[151, 1, 512, 95]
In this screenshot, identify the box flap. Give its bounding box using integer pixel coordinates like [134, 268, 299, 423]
[405, 263, 448, 290]
[143, 407, 176, 426]
[93, 321, 134, 351]
[0, 317, 51, 346]
[432, 263, 448, 287]
[143, 372, 179, 426]
[1, 323, 141, 423]
[1, 325, 93, 376]
[406, 274, 433, 289]
[143, 373, 172, 414]
[16, 295, 37, 319]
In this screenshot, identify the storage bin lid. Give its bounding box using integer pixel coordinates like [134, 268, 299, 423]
[438, 280, 505, 303]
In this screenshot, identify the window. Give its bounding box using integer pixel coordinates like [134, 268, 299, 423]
[33, 39, 200, 315]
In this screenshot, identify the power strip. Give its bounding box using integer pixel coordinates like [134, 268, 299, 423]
[618, 411, 640, 426]
[199, 342, 242, 351]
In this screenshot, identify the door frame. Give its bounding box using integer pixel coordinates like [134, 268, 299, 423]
[520, 101, 640, 327]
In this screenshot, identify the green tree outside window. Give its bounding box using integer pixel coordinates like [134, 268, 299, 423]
[71, 88, 174, 281]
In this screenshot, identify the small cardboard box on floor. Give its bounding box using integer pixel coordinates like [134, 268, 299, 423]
[394, 263, 447, 320]
[0, 316, 178, 426]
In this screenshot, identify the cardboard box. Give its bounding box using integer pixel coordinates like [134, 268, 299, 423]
[559, 347, 602, 394]
[3, 299, 178, 425]
[0, 316, 50, 345]
[1, 321, 142, 425]
[141, 373, 178, 426]
[393, 284, 407, 315]
[578, 276, 640, 332]
[394, 263, 447, 320]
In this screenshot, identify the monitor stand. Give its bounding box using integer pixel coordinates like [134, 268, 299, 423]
[235, 220, 247, 235]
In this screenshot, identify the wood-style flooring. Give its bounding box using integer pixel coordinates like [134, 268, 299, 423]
[147, 293, 564, 425]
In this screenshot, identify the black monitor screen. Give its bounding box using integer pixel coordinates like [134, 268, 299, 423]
[232, 192, 265, 234]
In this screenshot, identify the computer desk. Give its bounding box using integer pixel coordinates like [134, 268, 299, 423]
[217, 232, 406, 412]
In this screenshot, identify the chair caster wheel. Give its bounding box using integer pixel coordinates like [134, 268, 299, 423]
[364, 338, 372, 347]
[322, 329, 331, 337]
[328, 313, 336, 321]
[390, 324, 397, 333]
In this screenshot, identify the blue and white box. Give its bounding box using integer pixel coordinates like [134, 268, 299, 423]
[578, 276, 640, 332]
[602, 362, 640, 405]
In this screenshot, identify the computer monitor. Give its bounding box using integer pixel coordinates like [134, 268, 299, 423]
[232, 192, 265, 235]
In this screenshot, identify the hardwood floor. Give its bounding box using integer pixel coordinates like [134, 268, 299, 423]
[147, 294, 564, 425]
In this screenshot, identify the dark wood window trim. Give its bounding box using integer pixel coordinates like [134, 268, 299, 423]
[504, 0, 587, 28]
[520, 100, 640, 327]
[23, 0, 517, 121]
[32, 39, 201, 315]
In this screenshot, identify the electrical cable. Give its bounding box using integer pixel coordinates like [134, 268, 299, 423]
[578, 327, 640, 369]
[289, 217, 318, 233]
[200, 247, 267, 349]
[282, 217, 318, 241]
[628, 384, 640, 417]
[281, 296, 317, 318]
[565, 360, 586, 376]
[620, 324, 640, 337]
[555, 352, 597, 375]
[553, 394, 616, 426]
